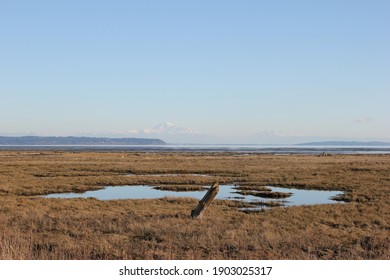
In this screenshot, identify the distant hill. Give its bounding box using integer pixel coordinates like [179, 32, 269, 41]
[297, 141, 390, 146]
[0, 136, 166, 145]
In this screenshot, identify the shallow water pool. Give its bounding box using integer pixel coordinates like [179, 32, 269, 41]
[42, 185, 344, 208]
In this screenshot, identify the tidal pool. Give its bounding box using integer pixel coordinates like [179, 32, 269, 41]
[42, 185, 344, 208]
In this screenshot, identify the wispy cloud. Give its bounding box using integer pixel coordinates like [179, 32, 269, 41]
[355, 117, 373, 124]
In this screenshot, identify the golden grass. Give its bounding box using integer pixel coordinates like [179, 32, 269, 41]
[0, 151, 389, 259]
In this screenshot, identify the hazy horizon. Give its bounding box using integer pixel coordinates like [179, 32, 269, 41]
[1, 1, 389, 143]
[1, 121, 390, 146]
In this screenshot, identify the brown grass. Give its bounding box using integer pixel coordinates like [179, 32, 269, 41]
[0, 151, 389, 259]
[236, 190, 292, 199]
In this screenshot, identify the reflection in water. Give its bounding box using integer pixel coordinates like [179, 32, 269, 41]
[42, 185, 344, 209]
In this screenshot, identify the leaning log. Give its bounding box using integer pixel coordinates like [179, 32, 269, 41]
[191, 182, 219, 218]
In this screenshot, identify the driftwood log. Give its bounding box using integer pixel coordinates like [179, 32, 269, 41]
[191, 182, 219, 218]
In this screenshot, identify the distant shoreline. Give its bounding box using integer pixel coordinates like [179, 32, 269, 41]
[0, 136, 166, 146]
[1, 144, 389, 154]
[297, 141, 390, 146]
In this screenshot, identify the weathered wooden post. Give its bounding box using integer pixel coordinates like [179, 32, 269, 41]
[191, 182, 219, 218]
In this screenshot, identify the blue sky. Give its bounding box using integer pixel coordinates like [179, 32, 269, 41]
[1, 0, 389, 143]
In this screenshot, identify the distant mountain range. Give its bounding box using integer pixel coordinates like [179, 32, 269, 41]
[144, 121, 197, 135]
[1, 136, 389, 147]
[121, 121, 200, 144]
[0, 136, 166, 145]
[297, 141, 390, 146]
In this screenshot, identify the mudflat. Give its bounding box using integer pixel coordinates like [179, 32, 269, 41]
[0, 151, 389, 259]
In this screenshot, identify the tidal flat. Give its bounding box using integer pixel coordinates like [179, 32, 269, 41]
[0, 151, 389, 259]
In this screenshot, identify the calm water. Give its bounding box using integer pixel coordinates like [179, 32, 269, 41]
[2, 144, 390, 154]
[42, 185, 344, 208]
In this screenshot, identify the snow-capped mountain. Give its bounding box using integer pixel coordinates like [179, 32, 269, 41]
[144, 122, 197, 135]
[253, 130, 304, 138]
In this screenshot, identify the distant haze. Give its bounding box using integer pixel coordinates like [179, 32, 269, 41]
[1, 121, 390, 145]
[1, 1, 389, 144]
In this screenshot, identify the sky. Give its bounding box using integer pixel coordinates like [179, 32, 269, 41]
[1, 0, 389, 144]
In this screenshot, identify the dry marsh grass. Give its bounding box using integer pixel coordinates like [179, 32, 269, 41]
[0, 151, 389, 259]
